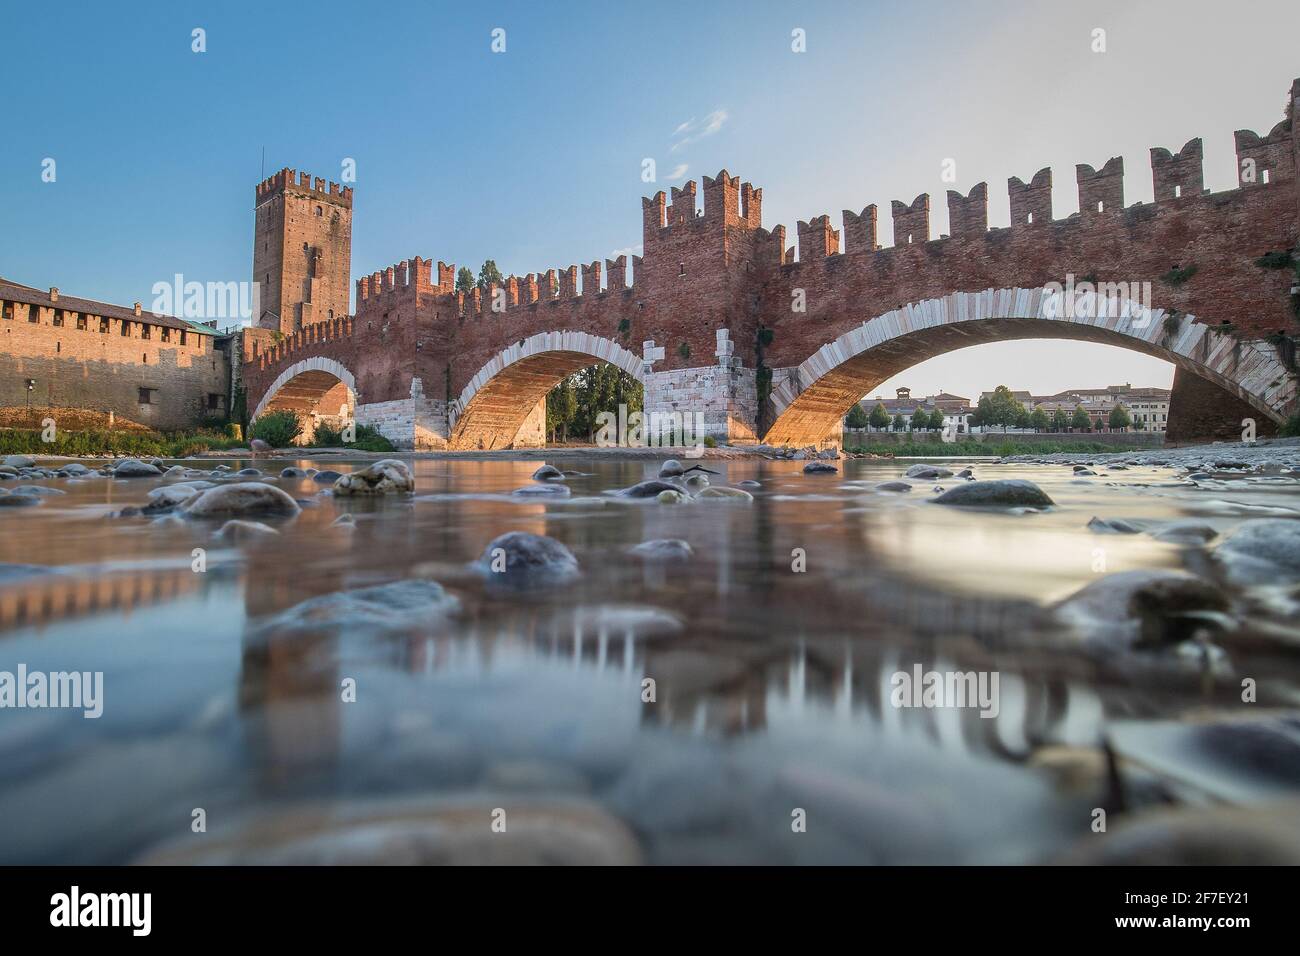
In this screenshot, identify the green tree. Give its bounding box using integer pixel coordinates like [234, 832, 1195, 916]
[1108, 405, 1132, 430]
[455, 267, 475, 295]
[928, 409, 947, 432]
[1051, 408, 1069, 432]
[845, 402, 869, 429]
[868, 402, 891, 431]
[892, 413, 906, 432]
[970, 399, 987, 430]
[984, 386, 1023, 432]
[546, 376, 578, 442]
[477, 259, 505, 290]
[1072, 406, 1093, 431]
[1029, 407, 1049, 431]
[910, 407, 930, 431]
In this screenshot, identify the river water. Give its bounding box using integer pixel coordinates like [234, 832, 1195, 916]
[1, 453, 1298, 864]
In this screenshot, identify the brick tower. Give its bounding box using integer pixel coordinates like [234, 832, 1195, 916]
[252, 168, 353, 334]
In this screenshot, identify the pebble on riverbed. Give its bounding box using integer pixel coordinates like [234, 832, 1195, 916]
[477, 531, 580, 587]
[332, 459, 415, 496]
[181, 482, 302, 519]
[932, 479, 1054, 508]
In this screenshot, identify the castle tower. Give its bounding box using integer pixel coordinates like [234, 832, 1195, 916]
[252, 168, 353, 334]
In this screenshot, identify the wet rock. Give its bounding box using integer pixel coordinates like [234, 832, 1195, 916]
[803, 461, 838, 474]
[956, 468, 975, 479]
[932, 479, 1054, 508]
[113, 459, 162, 478]
[312, 470, 343, 484]
[1053, 569, 1232, 651]
[333, 459, 415, 496]
[1150, 520, 1218, 544]
[738, 479, 761, 487]
[249, 438, 271, 454]
[697, 485, 752, 500]
[818, 447, 840, 460]
[0, 490, 41, 507]
[905, 464, 953, 479]
[1058, 799, 1300, 865]
[658, 459, 684, 478]
[331, 514, 356, 529]
[1086, 516, 1142, 534]
[147, 484, 202, 508]
[280, 467, 308, 478]
[477, 532, 579, 587]
[683, 473, 710, 492]
[251, 579, 458, 641]
[10, 485, 65, 497]
[1212, 519, 1300, 584]
[876, 481, 912, 492]
[657, 489, 688, 503]
[162, 465, 189, 480]
[215, 519, 280, 541]
[213, 464, 232, 472]
[236, 467, 262, 478]
[133, 795, 641, 865]
[531, 464, 564, 481]
[614, 479, 682, 499]
[629, 539, 694, 561]
[0, 466, 17, 477]
[2, 455, 35, 469]
[181, 482, 301, 519]
[512, 483, 571, 498]
[1074, 468, 1098, 476]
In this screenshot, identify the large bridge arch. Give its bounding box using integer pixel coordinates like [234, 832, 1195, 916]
[251, 356, 358, 439]
[765, 287, 1297, 447]
[449, 331, 644, 450]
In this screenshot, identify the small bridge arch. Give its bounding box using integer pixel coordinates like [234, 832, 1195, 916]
[449, 331, 644, 450]
[251, 356, 358, 437]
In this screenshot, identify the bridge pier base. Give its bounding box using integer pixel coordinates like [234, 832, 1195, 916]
[1165, 366, 1277, 444]
[355, 377, 450, 450]
[644, 364, 759, 445]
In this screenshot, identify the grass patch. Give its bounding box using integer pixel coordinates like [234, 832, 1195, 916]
[308, 423, 395, 452]
[1160, 264, 1198, 286]
[0, 428, 246, 459]
[846, 438, 1114, 456]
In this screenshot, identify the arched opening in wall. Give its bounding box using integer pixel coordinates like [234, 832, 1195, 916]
[257, 370, 356, 445]
[764, 307, 1293, 449]
[449, 338, 644, 451]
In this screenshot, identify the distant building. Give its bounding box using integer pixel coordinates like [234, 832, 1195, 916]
[852, 386, 972, 432]
[971, 382, 1172, 431]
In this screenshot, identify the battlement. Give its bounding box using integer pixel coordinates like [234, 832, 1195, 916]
[892, 194, 930, 244]
[947, 183, 988, 238]
[253, 316, 354, 370]
[643, 171, 765, 246]
[1151, 138, 1204, 201]
[1235, 118, 1296, 186]
[1077, 157, 1124, 217]
[797, 215, 840, 260]
[1008, 168, 1052, 226]
[842, 206, 878, 253]
[255, 167, 354, 207]
[356, 256, 451, 302]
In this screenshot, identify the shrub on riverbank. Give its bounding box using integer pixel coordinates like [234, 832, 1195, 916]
[846, 438, 1113, 456]
[0, 427, 246, 458]
[309, 423, 395, 452]
[249, 410, 303, 448]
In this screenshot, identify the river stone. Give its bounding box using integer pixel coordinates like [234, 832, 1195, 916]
[10, 485, 65, 496]
[629, 539, 694, 561]
[181, 482, 301, 519]
[0, 490, 41, 507]
[659, 459, 684, 478]
[933, 479, 1054, 508]
[684, 473, 710, 492]
[1150, 520, 1218, 544]
[332, 514, 356, 529]
[250, 579, 458, 642]
[905, 464, 953, 479]
[215, 519, 280, 541]
[615, 479, 682, 499]
[803, 461, 838, 474]
[512, 483, 570, 498]
[1086, 516, 1142, 534]
[162, 465, 189, 480]
[113, 459, 162, 478]
[0, 466, 17, 476]
[1212, 519, 1300, 583]
[697, 486, 752, 500]
[280, 467, 308, 478]
[1058, 799, 1300, 865]
[2, 455, 35, 469]
[249, 438, 271, 453]
[531, 464, 564, 481]
[478, 531, 579, 587]
[876, 481, 912, 492]
[657, 489, 688, 503]
[313, 470, 343, 483]
[58, 462, 90, 476]
[1053, 569, 1231, 650]
[956, 468, 974, 479]
[133, 795, 641, 865]
[333, 459, 414, 496]
[738, 479, 761, 487]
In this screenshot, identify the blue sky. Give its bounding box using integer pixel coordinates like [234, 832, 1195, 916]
[2, 0, 1297, 399]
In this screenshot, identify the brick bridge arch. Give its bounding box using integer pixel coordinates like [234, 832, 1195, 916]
[448, 331, 643, 450]
[251, 356, 356, 425]
[765, 287, 1296, 447]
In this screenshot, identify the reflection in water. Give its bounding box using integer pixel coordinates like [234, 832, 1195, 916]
[1, 454, 1298, 863]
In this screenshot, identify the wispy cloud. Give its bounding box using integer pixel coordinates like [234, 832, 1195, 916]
[611, 243, 643, 258]
[666, 163, 689, 180]
[670, 109, 728, 153]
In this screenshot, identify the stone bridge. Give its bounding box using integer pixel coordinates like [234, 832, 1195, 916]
[242, 79, 1300, 449]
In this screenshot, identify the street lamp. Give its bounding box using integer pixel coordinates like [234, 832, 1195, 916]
[26, 379, 35, 412]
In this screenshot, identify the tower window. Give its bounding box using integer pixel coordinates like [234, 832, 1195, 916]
[138, 387, 157, 405]
[316, 205, 323, 216]
[99, 318, 110, 333]
[121, 321, 131, 336]
[52, 309, 64, 327]
[1, 301, 12, 320]
[141, 324, 151, 340]
[28, 304, 39, 322]
[76, 312, 88, 330]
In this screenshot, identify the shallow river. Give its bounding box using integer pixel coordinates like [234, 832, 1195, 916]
[1, 453, 1298, 864]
